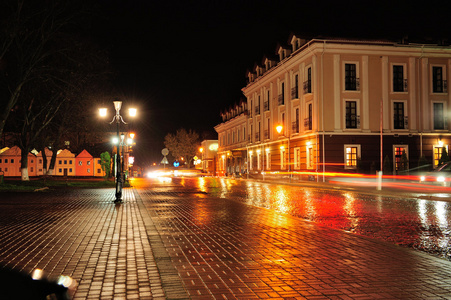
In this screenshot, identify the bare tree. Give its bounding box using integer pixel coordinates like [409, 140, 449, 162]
[164, 128, 200, 168]
[0, 1, 90, 140]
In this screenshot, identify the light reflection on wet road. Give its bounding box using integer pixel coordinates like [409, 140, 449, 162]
[172, 177, 451, 260]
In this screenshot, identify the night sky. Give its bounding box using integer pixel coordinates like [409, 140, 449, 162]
[91, 0, 451, 166]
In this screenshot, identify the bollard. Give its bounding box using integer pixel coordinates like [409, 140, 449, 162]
[377, 171, 382, 190]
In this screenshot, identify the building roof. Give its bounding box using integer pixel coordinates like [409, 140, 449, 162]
[76, 149, 93, 159]
[56, 149, 75, 158]
[0, 146, 36, 157]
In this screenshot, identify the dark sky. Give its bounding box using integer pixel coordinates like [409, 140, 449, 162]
[91, 0, 451, 166]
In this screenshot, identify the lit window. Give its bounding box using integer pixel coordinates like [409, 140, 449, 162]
[344, 145, 361, 169]
[434, 145, 449, 168]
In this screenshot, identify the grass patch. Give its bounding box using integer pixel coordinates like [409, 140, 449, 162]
[0, 178, 122, 192]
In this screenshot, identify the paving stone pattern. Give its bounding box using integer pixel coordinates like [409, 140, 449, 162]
[0, 188, 165, 299]
[1, 181, 451, 299]
[136, 181, 451, 300]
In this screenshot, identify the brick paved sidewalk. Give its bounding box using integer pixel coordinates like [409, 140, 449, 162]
[0, 188, 171, 299]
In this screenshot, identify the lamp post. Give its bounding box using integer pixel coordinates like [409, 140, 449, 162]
[100, 101, 136, 203]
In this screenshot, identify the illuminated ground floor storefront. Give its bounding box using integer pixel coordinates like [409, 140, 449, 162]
[216, 133, 451, 179]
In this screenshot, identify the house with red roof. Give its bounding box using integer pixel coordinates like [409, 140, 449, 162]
[75, 149, 94, 176]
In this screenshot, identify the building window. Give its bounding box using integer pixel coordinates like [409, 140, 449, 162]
[433, 145, 449, 168]
[79, 161, 83, 166]
[304, 67, 312, 94]
[59, 168, 62, 173]
[280, 147, 286, 170]
[393, 65, 406, 92]
[64, 160, 67, 165]
[257, 151, 261, 170]
[344, 145, 360, 169]
[433, 102, 445, 130]
[345, 63, 358, 91]
[0, 159, 2, 163]
[293, 108, 300, 133]
[39, 159, 42, 164]
[345, 101, 358, 129]
[266, 150, 271, 170]
[305, 103, 312, 131]
[69, 168, 72, 173]
[306, 145, 314, 169]
[59, 160, 62, 164]
[278, 82, 285, 105]
[87, 161, 91, 166]
[394, 146, 408, 173]
[433, 66, 446, 93]
[292, 74, 299, 99]
[30, 167, 33, 172]
[294, 147, 301, 169]
[393, 102, 406, 129]
[4, 159, 7, 163]
[11, 159, 14, 163]
[87, 168, 91, 173]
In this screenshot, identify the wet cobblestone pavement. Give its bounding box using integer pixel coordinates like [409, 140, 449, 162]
[0, 177, 451, 299]
[0, 188, 168, 299]
[135, 177, 451, 299]
[178, 177, 451, 261]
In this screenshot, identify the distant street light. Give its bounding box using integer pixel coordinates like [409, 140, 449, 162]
[99, 100, 136, 203]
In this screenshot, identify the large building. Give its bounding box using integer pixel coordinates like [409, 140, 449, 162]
[215, 35, 451, 179]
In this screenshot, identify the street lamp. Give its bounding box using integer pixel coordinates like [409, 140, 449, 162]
[99, 101, 136, 203]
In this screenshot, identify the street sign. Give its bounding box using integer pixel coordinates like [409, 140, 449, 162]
[162, 148, 169, 156]
[161, 157, 168, 164]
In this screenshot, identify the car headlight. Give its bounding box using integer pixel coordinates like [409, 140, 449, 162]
[437, 176, 446, 182]
[420, 176, 425, 182]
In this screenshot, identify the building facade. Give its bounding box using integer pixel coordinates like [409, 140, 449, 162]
[216, 35, 451, 179]
[199, 140, 218, 175]
[0, 146, 37, 177]
[0, 146, 105, 178]
[215, 100, 248, 176]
